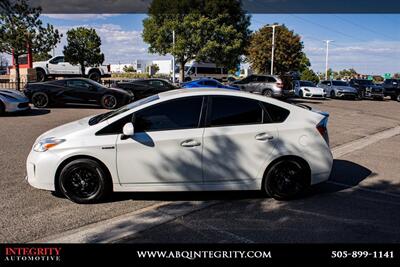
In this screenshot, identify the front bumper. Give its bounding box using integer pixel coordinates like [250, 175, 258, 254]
[336, 91, 357, 98]
[5, 100, 30, 113]
[304, 92, 326, 98]
[26, 150, 60, 191]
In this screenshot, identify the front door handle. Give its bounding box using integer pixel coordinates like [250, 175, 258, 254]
[255, 133, 274, 141]
[180, 139, 201, 147]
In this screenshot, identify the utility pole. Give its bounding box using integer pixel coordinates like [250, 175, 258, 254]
[172, 30, 175, 84]
[266, 24, 281, 75]
[324, 40, 333, 80]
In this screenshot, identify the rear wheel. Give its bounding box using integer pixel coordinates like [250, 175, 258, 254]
[263, 159, 310, 200]
[32, 92, 49, 108]
[88, 70, 101, 82]
[330, 90, 336, 98]
[101, 94, 118, 109]
[263, 89, 273, 97]
[58, 159, 111, 204]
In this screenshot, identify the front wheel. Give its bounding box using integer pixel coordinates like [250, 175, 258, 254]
[397, 94, 400, 102]
[330, 90, 336, 99]
[101, 94, 118, 109]
[299, 90, 304, 98]
[32, 92, 49, 108]
[263, 159, 310, 200]
[58, 159, 111, 204]
[36, 69, 46, 82]
[88, 71, 101, 82]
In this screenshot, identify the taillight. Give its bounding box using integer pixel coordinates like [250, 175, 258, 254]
[316, 116, 329, 145]
[276, 82, 284, 88]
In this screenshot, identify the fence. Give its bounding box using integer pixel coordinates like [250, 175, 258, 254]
[0, 80, 27, 90]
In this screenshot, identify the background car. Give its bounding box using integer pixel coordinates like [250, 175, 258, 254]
[26, 89, 333, 204]
[113, 78, 177, 100]
[181, 78, 239, 90]
[0, 89, 30, 115]
[231, 74, 294, 98]
[294, 80, 326, 99]
[24, 78, 133, 109]
[383, 79, 400, 101]
[318, 80, 358, 99]
[348, 79, 384, 100]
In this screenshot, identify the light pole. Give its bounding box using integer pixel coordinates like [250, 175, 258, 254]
[266, 24, 281, 75]
[324, 40, 333, 80]
[172, 30, 176, 84]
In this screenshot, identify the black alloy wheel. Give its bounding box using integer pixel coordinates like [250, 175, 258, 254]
[31, 92, 49, 108]
[36, 69, 46, 82]
[330, 90, 336, 99]
[101, 94, 118, 109]
[59, 159, 111, 204]
[263, 89, 273, 97]
[263, 159, 310, 200]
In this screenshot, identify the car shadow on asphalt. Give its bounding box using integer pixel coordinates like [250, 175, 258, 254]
[1, 108, 50, 117]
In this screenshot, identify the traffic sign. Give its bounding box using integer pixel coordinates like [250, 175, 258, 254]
[384, 73, 392, 79]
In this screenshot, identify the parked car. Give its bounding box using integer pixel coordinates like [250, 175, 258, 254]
[113, 78, 177, 100]
[383, 79, 400, 101]
[348, 79, 384, 100]
[24, 78, 133, 109]
[26, 88, 333, 204]
[0, 89, 30, 115]
[33, 55, 111, 82]
[182, 78, 239, 90]
[294, 80, 326, 99]
[231, 74, 294, 98]
[318, 80, 358, 99]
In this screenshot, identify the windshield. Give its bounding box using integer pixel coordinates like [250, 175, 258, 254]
[332, 81, 349, 86]
[88, 94, 160, 125]
[299, 81, 316, 87]
[357, 80, 374, 85]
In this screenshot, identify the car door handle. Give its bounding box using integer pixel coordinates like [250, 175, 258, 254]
[180, 139, 201, 147]
[255, 133, 274, 141]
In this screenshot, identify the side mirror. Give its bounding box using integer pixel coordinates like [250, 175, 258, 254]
[122, 122, 134, 136]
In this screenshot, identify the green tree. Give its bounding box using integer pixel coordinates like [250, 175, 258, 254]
[33, 52, 52, 62]
[123, 65, 136, 73]
[247, 24, 305, 75]
[301, 68, 319, 84]
[146, 63, 160, 76]
[0, 0, 61, 89]
[142, 0, 250, 82]
[63, 27, 104, 77]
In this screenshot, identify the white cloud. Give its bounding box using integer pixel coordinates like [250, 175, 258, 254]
[43, 14, 119, 21]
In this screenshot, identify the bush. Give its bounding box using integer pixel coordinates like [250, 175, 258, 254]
[111, 73, 150, 79]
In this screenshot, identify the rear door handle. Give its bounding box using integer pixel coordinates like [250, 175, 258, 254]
[255, 133, 274, 141]
[180, 139, 201, 147]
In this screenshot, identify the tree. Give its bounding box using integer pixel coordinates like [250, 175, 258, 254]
[142, 0, 251, 82]
[146, 63, 160, 76]
[123, 65, 136, 73]
[0, 0, 61, 89]
[63, 27, 104, 77]
[33, 52, 52, 62]
[247, 24, 305, 75]
[301, 68, 319, 84]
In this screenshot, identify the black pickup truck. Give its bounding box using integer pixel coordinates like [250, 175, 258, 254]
[348, 79, 384, 100]
[383, 79, 400, 101]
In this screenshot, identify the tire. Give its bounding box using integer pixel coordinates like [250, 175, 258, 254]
[397, 94, 400, 102]
[31, 92, 49, 108]
[88, 70, 101, 82]
[299, 90, 304, 98]
[330, 90, 336, 99]
[36, 68, 46, 82]
[263, 89, 273, 97]
[262, 159, 310, 200]
[101, 94, 118, 109]
[0, 101, 5, 115]
[58, 158, 111, 204]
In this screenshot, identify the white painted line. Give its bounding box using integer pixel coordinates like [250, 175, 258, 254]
[327, 181, 400, 199]
[332, 125, 400, 158]
[33, 201, 219, 243]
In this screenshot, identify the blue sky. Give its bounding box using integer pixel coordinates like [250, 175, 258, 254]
[29, 14, 400, 75]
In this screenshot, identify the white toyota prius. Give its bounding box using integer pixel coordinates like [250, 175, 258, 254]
[26, 89, 333, 203]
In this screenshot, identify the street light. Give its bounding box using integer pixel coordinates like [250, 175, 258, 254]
[324, 40, 334, 80]
[266, 24, 282, 75]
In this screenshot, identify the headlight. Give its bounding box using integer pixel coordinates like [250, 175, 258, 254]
[33, 137, 65, 152]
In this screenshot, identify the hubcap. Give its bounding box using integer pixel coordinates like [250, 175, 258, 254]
[64, 167, 100, 199]
[103, 96, 117, 108]
[33, 94, 47, 107]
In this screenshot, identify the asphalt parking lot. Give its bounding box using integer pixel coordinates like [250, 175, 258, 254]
[0, 98, 399, 243]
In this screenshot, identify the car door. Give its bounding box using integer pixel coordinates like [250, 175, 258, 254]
[64, 79, 99, 104]
[116, 96, 205, 184]
[202, 95, 278, 183]
[47, 56, 65, 74]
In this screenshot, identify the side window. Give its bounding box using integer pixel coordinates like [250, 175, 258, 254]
[208, 96, 263, 127]
[96, 114, 132, 135]
[135, 96, 203, 132]
[267, 77, 277, 83]
[256, 76, 267, 82]
[261, 102, 290, 123]
[50, 56, 64, 64]
[67, 80, 91, 89]
[147, 80, 164, 87]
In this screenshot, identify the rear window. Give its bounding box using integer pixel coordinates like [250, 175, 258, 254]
[332, 81, 348, 86]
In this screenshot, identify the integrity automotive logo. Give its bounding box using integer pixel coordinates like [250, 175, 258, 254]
[2, 247, 62, 263]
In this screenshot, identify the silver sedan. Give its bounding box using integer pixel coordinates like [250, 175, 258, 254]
[0, 89, 30, 115]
